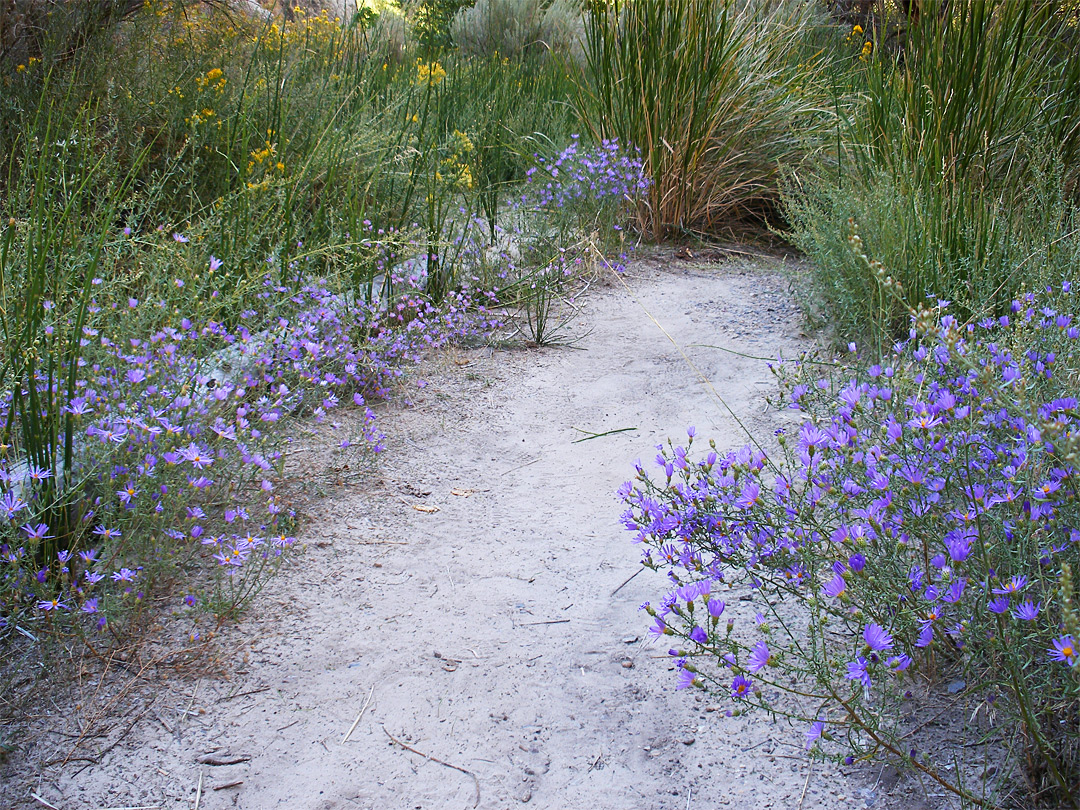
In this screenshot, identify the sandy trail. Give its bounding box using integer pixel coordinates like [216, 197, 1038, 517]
[12, 259, 880, 809]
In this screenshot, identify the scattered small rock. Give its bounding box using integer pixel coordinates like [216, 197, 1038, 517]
[622, 636, 639, 644]
[621, 660, 634, 669]
[681, 737, 695, 746]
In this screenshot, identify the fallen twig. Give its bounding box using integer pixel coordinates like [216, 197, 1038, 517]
[218, 686, 269, 703]
[587, 751, 603, 773]
[212, 781, 243, 791]
[342, 685, 375, 744]
[193, 771, 203, 810]
[797, 765, 812, 810]
[521, 619, 570, 626]
[500, 457, 540, 476]
[196, 754, 251, 766]
[609, 567, 644, 597]
[382, 726, 480, 808]
[30, 794, 60, 810]
[570, 426, 637, 443]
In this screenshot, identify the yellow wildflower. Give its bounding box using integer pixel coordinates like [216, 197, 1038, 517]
[415, 59, 446, 86]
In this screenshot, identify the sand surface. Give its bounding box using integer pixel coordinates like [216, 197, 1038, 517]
[6, 257, 916, 809]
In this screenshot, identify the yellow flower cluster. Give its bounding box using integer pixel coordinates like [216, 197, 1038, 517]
[245, 139, 286, 189]
[415, 59, 447, 86]
[185, 107, 218, 128]
[252, 7, 342, 51]
[450, 129, 474, 155]
[15, 57, 41, 73]
[440, 159, 474, 190]
[844, 24, 873, 62]
[196, 68, 227, 94]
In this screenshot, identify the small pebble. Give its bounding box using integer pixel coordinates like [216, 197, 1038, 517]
[681, 737, 695, 746]
[621, 660, 634, 669]
[622, 636, 638, 644]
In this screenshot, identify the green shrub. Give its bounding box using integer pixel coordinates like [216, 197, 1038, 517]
[782, 155, 1080, 353]
[452, 0, 583, 59]
[783, 0, 1080, 345]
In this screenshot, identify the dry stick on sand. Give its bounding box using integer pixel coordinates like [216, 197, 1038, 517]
[609, 567, 644, 597]
[341, 684, 375, 744]
[382, 726, 480, 809]
[797, 764, 813, 810]
[193, 771, 204, 810]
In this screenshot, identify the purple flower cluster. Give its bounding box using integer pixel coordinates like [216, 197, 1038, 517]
[0, 262, 500, 630]
[521, 136, 650, 212]
[622, 285, 1080, 774]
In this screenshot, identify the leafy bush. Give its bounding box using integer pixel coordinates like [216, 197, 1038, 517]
[782, 163, 1080, 353]
[574, 0, 826, 238]
[783, 0, 1080, 344]
[622, 285, 1080, 806]
[452, 0, 583, 59]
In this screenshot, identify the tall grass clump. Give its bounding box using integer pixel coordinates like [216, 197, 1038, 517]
[574, 0, 826, 238]
[784, 0, 1080, 345]
[624, 285, 1080, 807]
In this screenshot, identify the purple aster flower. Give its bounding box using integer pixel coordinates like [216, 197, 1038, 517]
[1012, 600, 1041, 621]
[945, 533, 972, 563]
[805, 720, 825, 749]
[81, 598, 98, 613]
[730, 675, 754, 698]
[689, 626, 708, 645]
[915, 624, 934, 650]
[863, 623, 893, 652]
[987, 596, 1010, 614]
[887, 655, 912, 672]
[172, 232, 188, 243]
[1, 492, 28, 520]
[1049, 635, 1077, 665]
[943, 579, 966, 603]
[747, 641, 770, 672]
[179, 443, 213, 469]
[822, 572, 846, 599]
[846, 656, 872, 689]
[21, 523, 51, 540]
[676, 666, 698, 690]
[734, 480, 761, 510]
[707, 598, 725, 618]
[37, 597, 68, 612]
[991, 575, 1027, 595]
